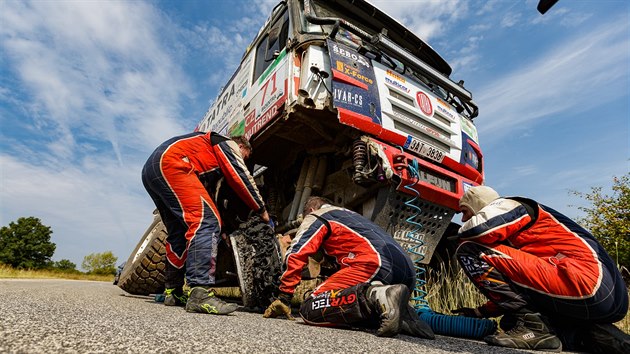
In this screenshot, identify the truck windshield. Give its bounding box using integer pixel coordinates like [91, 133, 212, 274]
[301, 0, 371, 48]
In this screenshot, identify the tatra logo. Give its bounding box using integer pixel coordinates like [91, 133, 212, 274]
[416, 91, 433, 116]
[208, 83, 236, 121]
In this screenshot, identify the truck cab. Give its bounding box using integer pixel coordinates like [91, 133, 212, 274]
[197, 0, 483, 264]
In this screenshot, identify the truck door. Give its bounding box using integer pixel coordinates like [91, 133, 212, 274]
[242, 7, 291, 140]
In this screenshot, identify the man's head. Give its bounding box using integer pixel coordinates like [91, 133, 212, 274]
[459, 186, 500, 221]
[231, 135, 252, 160]
[302, 196, 333, 215]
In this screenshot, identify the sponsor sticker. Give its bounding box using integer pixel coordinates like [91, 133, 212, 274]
[384, 77, 410, 93]
[330, 42, 370, 68]
[328, 39, 381, 123]
[335, 61, 374, 86]
[386, 69, 406, 83]
[435, 99, 457, 122]
[333, 88, 363, 107]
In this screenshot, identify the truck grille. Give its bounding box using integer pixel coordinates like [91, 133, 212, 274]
[389, 104, 453, 153]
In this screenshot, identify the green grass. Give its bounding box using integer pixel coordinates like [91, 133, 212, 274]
[0, 264, 114, 282]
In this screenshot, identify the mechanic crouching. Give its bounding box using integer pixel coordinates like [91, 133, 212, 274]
[451, 186, 629, 353]
[263, 196, 434, 339]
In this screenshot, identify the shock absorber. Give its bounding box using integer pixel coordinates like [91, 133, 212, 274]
[352, 139, 368, 184]
[267, 187, 278, 219]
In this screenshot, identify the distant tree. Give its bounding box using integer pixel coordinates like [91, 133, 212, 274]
[82, 251, 118, 275]
[52, 259, 77, 271]
[573, 173, 629, 272]
[0, 217, 56, 269]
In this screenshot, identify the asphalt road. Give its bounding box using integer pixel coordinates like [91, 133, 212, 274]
[1, 279, 562, 353]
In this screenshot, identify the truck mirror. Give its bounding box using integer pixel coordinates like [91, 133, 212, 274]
[537, 0, 559, 14]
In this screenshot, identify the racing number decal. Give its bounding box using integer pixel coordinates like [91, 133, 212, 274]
[261, 72, 278, 106]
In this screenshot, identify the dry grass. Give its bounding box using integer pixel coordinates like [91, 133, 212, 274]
[424, 263, 487, 313]
[0, 264, 114, 282]
[424, 263, 629, 334]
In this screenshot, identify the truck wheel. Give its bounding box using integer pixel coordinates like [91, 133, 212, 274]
[230, 215, 282, 310]
[117, 213, 166, 295]
[428, 222, 461, 274]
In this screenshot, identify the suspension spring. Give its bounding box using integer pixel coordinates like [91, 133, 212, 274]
[352, 139, 368, 183]
[267, 187, 278, 218]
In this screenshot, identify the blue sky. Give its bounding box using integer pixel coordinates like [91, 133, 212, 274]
[1, 0, 628, 269]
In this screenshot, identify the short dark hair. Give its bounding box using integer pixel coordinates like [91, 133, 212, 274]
[302, 196, 333, 215]
[231, 135, 252, 152]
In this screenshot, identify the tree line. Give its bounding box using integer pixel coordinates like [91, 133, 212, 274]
[0, 216, 118, 275]
[1, 173, 628, 277]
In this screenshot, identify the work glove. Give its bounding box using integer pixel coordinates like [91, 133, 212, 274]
[263, 292, 294, 320]
[451, 307, 484, 318]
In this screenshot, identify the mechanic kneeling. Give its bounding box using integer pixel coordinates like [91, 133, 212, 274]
[263, 196, 434, 339]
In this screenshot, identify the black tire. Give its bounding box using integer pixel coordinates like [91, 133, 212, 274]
[117, 213, 166, 295]
[428, 222, 461, 274]
[230, 215, 282, 310]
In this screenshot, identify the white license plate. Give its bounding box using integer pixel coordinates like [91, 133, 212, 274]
[405, 136, 445, 163]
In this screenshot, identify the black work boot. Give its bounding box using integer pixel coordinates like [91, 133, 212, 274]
[484, 313, 562, 352]
[185, 287, 238, 315]
[366, 284, 409, 337]
[400, 304, 435, 339]
[163, 287, 188, 307]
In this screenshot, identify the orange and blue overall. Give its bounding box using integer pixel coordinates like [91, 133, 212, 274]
[279, 205, 416, 327]
[455, 197, 628, 324]
[142, 132, 264, 288]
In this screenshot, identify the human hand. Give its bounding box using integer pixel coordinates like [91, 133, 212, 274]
[221, 233, 230, 247]
[451, 307, 483, 318]
[263, 293, 294, 320]
[260, 210, 270, 223]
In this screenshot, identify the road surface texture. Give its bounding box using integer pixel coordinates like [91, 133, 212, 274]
[1, 279, 569, 353]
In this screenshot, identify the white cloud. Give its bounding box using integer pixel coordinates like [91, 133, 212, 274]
[0, 0, 190, 162]
[0, 0, 276, 269]
[370, 0, 468, 42]
[475, 15, 630, 144]
[477, 0, 503, 16]
[0, 0, 199, 267]
[0, 153, 155, 267]
[531, 6, 591, 27]
[448, 35, 483, 74]
[513, 165, 538, 176]
[500, 12, 522, 28]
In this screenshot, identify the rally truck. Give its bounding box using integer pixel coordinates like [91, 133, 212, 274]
[118, 0, 484, 309]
